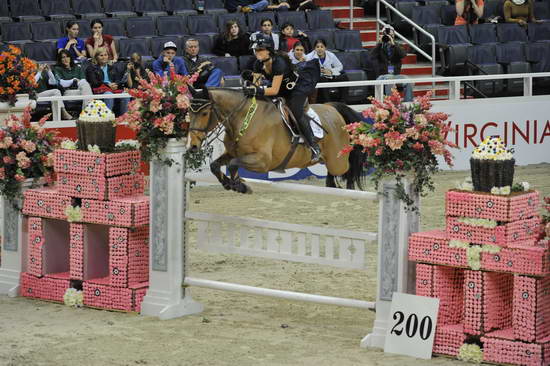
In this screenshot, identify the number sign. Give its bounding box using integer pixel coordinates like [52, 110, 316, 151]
[384, 292, 440, 359]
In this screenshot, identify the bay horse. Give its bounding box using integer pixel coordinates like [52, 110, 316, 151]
[187, 88, 365, 194]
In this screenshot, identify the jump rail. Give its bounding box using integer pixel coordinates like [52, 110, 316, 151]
[139, 139, 420, 349]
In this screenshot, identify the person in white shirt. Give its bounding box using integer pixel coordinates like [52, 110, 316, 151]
[34, 62, 73, 120]
[288, 41, 307, 65]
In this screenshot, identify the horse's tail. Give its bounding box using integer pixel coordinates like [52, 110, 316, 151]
[326, 102, 368, 189]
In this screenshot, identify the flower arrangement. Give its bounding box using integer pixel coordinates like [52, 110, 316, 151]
[0, 45, 38, 106]
[0, 106, 59, 204]
[116, 70, 210, 167]
[63, 288, 84, 307]
[457, 343, 483, 364]
[340, 91, 457, 210]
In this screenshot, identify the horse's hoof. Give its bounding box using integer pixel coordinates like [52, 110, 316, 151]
[222, 182, 232, 190]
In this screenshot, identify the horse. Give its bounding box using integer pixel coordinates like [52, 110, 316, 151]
[187, 88, 365, 194]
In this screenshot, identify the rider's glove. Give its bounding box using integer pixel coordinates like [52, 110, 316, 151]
[241, 70, 254, 82]
[243, 85, 264, 97]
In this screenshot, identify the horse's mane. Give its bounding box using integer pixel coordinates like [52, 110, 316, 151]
[207, 88, 275, 110]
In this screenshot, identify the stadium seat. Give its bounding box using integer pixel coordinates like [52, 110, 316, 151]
[238, 55, 255, 71]
[247, 12, 277, 32]
[525, 42, 550, 88]
[1, 22, 33, 43]
[72, 0, 105, 19]
[438, 25, 472, 75]
[412, 5, 442, 51]
[158, 16, 188, 36]
[64, 19, 92, 39]
[210, 56, 239, 75]
[126, 17, 157, 38]
[338, 51, 362, 70]
[424, 0, 449, 6]
[31, 21, 62, 42]
[23, 41, 57, 61]
[217, 13, 248, 33]
[203, 0, 228, 15]
[306, 10, 335, 30]
[277, 12, 308, 31]
[165, 0, 198, 16]
[134, 0, 168, 17]
[118, 38, 151, 58]
[333, 30, 363, 51]
[103, 0, 137, 18]
[0, 0, 11, 23]
[441, 5, 457, 26]
[466, 44, 504, 96]
[10, 0, 45, 22]
[187, 15, 219, 34]
[307, 29, 336, 50]
[528, 22, 550, 42]
[534, 2, 550, 21]
[151, 36, 183, 57]
[496, 23, 528, 43]
[344, 70, 369, 104]
[183, 34, 215, 55]
[495, 42, 530, 94]
[394, 1, 419, 36]
[41, 0, 76, 21]
[469, 23, 498, 44]
[482, 0, 503, 19]
[101, 18, 127, 39]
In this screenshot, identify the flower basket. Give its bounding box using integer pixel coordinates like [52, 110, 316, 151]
[76, 121, 116, 152]
[470, 158, 515, 193]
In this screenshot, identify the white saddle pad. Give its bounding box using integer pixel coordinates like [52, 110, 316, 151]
[306, 108, 324, 139]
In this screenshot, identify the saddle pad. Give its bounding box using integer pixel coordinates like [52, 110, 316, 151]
[307, 108, 324, 139]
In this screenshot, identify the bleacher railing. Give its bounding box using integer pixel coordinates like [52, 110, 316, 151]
[36, 71, 550, 127]
[376, 0, 436, 78]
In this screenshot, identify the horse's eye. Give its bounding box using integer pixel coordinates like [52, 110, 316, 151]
[201, 111, 208, 116]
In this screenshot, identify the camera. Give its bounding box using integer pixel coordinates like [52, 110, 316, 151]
[382, 27, 392, 43]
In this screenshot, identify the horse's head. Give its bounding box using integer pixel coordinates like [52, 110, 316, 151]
[187, 97, 215, 153]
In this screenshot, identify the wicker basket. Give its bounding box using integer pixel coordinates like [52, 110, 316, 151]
[470, 158, 515, 192]
[76, 121, 116, 152]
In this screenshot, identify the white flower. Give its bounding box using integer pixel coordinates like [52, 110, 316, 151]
[521, 181, 530, 191]
[60, 139, 78, 150]
[87, 144, 101, 153]
[457, 217, 497, 229]
[457, 178, 474, 191]
[481, 244, 501, 254]
[65, 205, 82, 222]
[491, 187, 499, 195]
[63, 288, 84, 308]
[458, 344, 483, 364]
[467, 245, 483, 270]
[115, 139, 140, 149]
[449, 239, 469, 248]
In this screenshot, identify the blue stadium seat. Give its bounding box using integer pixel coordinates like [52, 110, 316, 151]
[151, 36, 183, 56]
[203, 0, 228, 15]
[210, 56, 239, 75]
[72, 0, 105, 19]
[24, 41, 57, 61]
[183, 34, 216, 55]
[118, 38, 151, 57]
[101, 18, 127, 39]
[495, 42, 530, 94]
[306, 10, 335, 30]
[1, 22, 33, 43]
[238, 55, 255, 71]
[496, 23, 528, 43]
[333, 30, 363, 51]
[345, 70, 369, 104]
[217, 13, 248, 33]
[528, 22, 550, 42]
[103, 0, 137, 18]
[41, 0, 76, 21]
[441, 5, 457, 25]
[482, 0, 503, 19]
[134, 0, 168, 17]
[126, 17, 157, 38]
[438, 25, 472, 75]
[394, 1, 419, 36]
[31, 21, 62, 42]
[337, 51, 362, 70]
[412, 5, 442, 51]
[187, 15, 219, 34]
[0, 0, 11, 23]
[424, 0, 449, 6]
[158, 16, 188, 36]
[534, 2, 550, 21]
[64, 19, 92, 39]
[469, 23, 498, 44]
[277, 12, 308, 30]
[466, 44, 504, 96]
[10, 0, 45, 22]
[307, 29, 336, 50]
[165, 0, 198, 15]
[247, 12, 277, 32]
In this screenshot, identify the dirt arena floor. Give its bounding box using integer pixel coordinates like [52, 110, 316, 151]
[1, 164, 549, 366]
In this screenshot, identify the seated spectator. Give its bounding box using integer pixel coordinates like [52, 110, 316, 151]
[125, 53, 149, 89]
[267, 0, 291, 11]
[85, 47, 128, 115]
[226, 0, 268, 13]
[306, 39, 348, 103]
[183, 39, 225, 88]
[57, 21, 86, 61]
[368, 25, 413, 102]
[53, 50, 93, 108]
[504, 0, 541, 26]
[250, 19, 280, 51]
[152, 41, 189, 76]
[455, 0, 484, 25]
[85, 19, 118, 63]
[213, 20, 252, 57]
[279, 22, 311, 53]
[289, 41, 307, 65]
[288, 0, 318, 11]
[34, 62, 73, 120]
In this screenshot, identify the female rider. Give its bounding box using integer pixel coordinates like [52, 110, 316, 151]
[243, 34, 320, 161]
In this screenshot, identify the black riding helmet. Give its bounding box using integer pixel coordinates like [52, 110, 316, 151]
[251, 33, 275, 55]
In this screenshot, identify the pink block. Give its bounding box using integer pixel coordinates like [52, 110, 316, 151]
[83, 280, 112, 308]
[108, 226, 149, 287]
[513, 275, 550, 342]
[20, 272, 43, 299]
[106, 174, 145, 200]
[69, 224, 85, 280]
[81, 195, 149, 228]
[22, 187, 71, 220]
[447, 216, 540, 247]
[408, 230, 468, 267]
[27, 218, 45, 277]
[433, 324, 466, 357]
[109, 227, 129, 256]
[464, 270, 513, 335]
[133, 286, 148, 313]
[110, 255, 129, 287]
[481, 241, 550, 277]
[41, 273, 70, 302]
[54, 149, 141, 177]
[57, 173, 145, 201]
[482, 330, 550, 366]
[415, 263, 434, 297]
[110, 287, 134, 311]
[446, 190, 540, 222]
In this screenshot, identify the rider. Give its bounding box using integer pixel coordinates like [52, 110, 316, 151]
[242, 34, 321, 162]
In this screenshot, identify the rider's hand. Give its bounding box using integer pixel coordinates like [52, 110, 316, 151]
[243, 85, 263, 97]
[241, 69, 254, 82]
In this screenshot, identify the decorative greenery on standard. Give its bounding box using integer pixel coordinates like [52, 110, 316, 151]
[340, 90, 457, 210]
[0, 45, 38, 106]
[0, 106, 58, 203]
[116, 70, 209, 167]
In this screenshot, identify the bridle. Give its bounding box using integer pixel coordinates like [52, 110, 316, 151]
[188, 97, 249, 139]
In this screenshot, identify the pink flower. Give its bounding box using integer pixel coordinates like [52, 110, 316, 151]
[16, 151, 31, 169]
[412, 142, 424, 151]
[384, 131, 406, 150]
[0, 167, 5, 180]
[405, 127, 420, 140]
[0, 136, 13, 149]
[375, 108, 390, 122]
[428, 140, 445, 155]
[357, 134, 381, 148]
[3, 156, 14, 164]
[414, 114, 428, 127]
[395, 159, 404, 168]
[373, 122, 388, 131]
[149, 99, 162, 113]
[338, 144, 354, 157]
[14, 174, 26, 182]
[154, 114, 176, 135]
[20, 140, 36, 153]
[375, 147, 384, 156]
[176, 94, 190, 109]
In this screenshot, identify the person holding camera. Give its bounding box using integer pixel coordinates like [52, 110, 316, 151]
[455, 0, 484, 25]
[369, 25, 413, 102]
[53, 50, 93, 108]
[125, 53, 149, 89]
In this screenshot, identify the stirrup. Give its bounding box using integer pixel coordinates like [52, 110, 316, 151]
[310, 145, 321, 163]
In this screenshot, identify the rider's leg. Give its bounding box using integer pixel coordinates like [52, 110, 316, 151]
[288, 92, 321, 161]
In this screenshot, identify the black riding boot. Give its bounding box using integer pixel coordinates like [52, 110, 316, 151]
[298, 117, 321, 162]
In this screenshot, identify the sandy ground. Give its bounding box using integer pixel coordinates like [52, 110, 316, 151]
[0, 164, 549, 366]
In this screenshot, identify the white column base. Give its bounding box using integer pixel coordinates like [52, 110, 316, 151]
[0, 268, 20, 297]
[141, 289, 203, 320]
[361, 299, 391, 349]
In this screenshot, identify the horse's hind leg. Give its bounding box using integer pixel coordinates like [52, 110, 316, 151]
[210, 153, 233, 190]
[326, 174, 336, 188]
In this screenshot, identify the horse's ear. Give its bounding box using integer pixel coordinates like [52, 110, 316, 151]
[189, 85, 200, 99]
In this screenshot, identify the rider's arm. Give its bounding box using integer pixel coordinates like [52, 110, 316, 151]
[263, 74, 283, 96]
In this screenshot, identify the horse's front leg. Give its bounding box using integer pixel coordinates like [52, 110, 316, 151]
[227, 153, 270, 194]
[210, 152, 233, 190]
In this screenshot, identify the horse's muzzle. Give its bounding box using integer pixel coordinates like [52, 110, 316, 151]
[189, 145, 199, 154]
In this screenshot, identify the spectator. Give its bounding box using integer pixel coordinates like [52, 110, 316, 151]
[125, 53, 149, 89]
[267, 0, 291, 11]
[85, 47, 128, 115]
[288, 0, 318, 11]
[368, 25, 413, 102]
[57, 21, 86, 60]
[226, 0, 268, 13]
[152, 41, 189, 76]
[289, 41, 307, 65]
[53, 50, 93, 108]
[455, 0, 484, 25]
[85, 19, 118, 63]
[213, 20, 252, 57]
[183, 39, 225, 88]
[504, 0, 541, 26]
[34, 62, 73, 120]
[279, 22, 310, 53]
[250, 19, 280, 51]
[306, 39, 348, 103]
